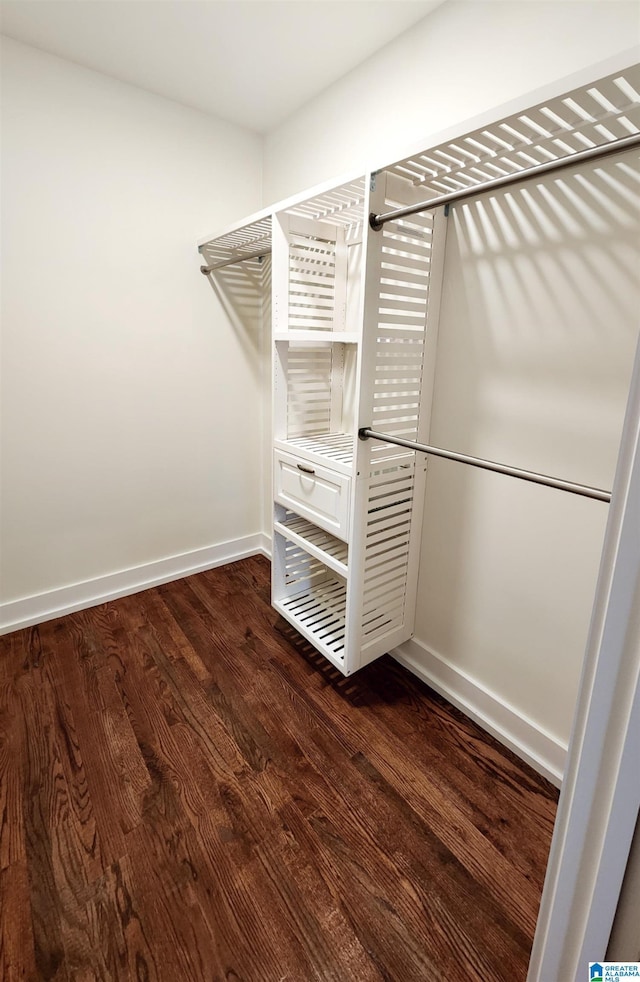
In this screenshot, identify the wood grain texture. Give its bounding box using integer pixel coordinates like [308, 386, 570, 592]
[0, 555, 558, 981]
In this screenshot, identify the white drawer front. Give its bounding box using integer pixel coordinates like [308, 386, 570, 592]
[274, 452, 350, 540]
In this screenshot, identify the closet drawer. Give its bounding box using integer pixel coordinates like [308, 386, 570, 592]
[274, 451, 350, 541]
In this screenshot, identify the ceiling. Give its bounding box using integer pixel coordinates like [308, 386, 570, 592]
[0, 0, 445, 133]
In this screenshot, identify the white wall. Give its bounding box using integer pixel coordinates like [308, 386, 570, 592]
[0, 38, 264, 626]
[411, 158, 638, 767]
[262, 1, 640, 777]
[264, 0, 640, 201]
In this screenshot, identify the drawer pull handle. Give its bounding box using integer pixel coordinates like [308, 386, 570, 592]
[297, 463, 316, 475]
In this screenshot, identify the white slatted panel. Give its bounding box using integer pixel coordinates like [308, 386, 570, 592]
[361, 464, 416, 643]
[286, 179, 366, 230]
[281, 540, 331, 590]
[286, 344, 333, 439]
[278, 584, 348, 661]
[199, 216, 272, 269]
[288, 233, 338, 332]
[388, 67, 640, 196]
[369, 208, 434, 463]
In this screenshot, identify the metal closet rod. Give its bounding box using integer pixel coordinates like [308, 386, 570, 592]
[369, 131, 640, 230]
[200, 247, 271, 275]
[358, 428, 612, 502]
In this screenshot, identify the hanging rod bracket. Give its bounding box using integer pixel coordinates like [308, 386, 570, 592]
[358, 427, 611, 503]
[368, 211, 384, 232]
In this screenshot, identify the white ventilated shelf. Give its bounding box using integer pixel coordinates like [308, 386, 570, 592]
[274, 433, 355, 471]
[199, 216, 272, 269]
[286, 178, 366, 231]
[274, 578, 348, 668]
[274, 331, 360, 344]
[274, 512, 349, 577]
[386, 66, 640, 196]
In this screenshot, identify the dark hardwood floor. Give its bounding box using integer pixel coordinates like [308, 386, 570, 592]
[0, 555, 558, 981]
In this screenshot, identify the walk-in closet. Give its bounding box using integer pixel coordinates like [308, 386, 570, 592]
[2, 4, 639, 978]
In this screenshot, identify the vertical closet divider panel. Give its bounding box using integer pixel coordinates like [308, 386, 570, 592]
[349, 170, 449, 669]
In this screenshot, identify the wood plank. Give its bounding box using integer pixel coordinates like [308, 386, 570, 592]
[0, 677, 25, 870]
[0, 863, 38, 982]
[18, 667, 70, 981]
[82, 856, 161, 982]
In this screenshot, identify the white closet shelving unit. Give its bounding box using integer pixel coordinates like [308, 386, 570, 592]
[198, 60, 640, 678]
[270, 177, 444, 674]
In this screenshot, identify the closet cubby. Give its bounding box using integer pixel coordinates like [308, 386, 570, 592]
[272, 339, 357, 471]
[273, 506, 349, 576]
[272, 528, 349, 666]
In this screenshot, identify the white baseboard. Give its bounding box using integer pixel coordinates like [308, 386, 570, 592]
[0, 533, 271, 637]
[260, 531, 272, 559]
[392, 637, 566, 787]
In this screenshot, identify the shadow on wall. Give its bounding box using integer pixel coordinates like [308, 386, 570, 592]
[435, 155, 640, 484]
[415, 152, 640, 740]
[203, 255, 273, 532]
[204, 255, 271, 364]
